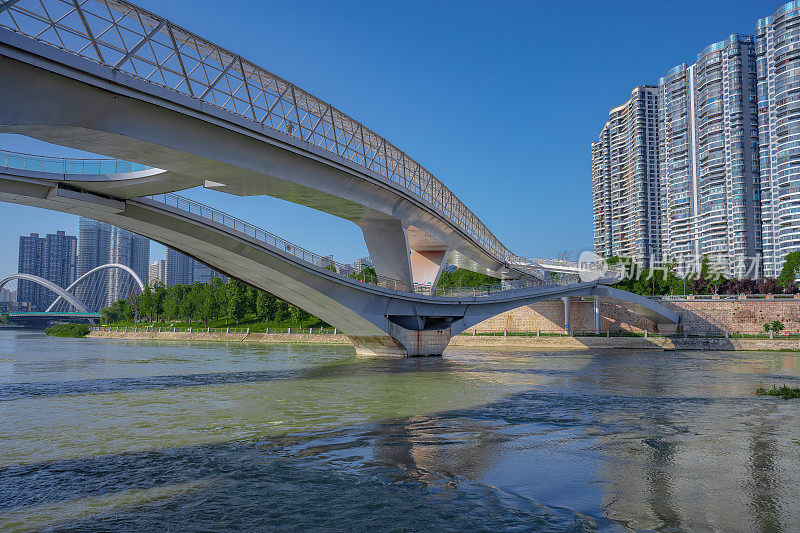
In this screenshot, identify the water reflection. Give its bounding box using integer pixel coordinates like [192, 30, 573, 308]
[0, 330, 799, 531]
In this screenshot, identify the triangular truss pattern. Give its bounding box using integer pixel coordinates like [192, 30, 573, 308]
[0, 0, 511, 263]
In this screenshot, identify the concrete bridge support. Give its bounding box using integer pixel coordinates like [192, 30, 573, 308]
[595, 297, 601, 334]
[563, 297, 571, 334]
[351, 324, 452, 357]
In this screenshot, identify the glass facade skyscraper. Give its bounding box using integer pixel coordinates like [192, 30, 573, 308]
[76, 218, 111, 311]
[658, 35, 761, 276]
[166, 248, 194, 287]
[77, 217, 149, 310]
[591, 86, 661, 266]
[107, 227, 150, 305]
[757, 2, 800, 276]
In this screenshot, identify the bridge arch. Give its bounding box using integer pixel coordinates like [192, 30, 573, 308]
[0, 273, 89, 313]
[47, 263, 145, 312]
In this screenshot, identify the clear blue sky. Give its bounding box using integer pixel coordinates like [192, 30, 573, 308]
[0, 0, 779, 276]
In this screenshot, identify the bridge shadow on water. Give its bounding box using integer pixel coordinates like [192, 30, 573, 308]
[0, 351, 583, 402]
[2, 347, 797, 531]
[0, 389, 628, 532]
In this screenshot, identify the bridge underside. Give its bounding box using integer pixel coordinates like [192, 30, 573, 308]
[0, 39, 520, 288]
[0, 171, 679, 356]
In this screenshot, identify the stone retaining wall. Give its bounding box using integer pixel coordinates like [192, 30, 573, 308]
[87, 330, 800, 352]
[470, 298, 800, 334]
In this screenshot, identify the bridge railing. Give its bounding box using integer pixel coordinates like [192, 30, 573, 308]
[0, 0, 512, 265]
[140, 192, 582, 298]
[142, 192, 415, 292]
[0, 149, 149, 174]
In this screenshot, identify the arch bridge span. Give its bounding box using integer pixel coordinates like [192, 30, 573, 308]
[0, 163, 679, 356]
[47, 262, 145, 312]
[0, 273, 89, 313]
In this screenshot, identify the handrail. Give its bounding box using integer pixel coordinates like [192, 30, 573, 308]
[1, 147, 587, 296]
[0, 0, 513, 264]
[0, 149, 151, 174]
[139, 192, 580, 298]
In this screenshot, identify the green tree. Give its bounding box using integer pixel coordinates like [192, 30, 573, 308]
[350, 266, 378, 284]
[437, 268, 498, 288]
[198, 284, 219, 325]
[153, 282, 167, 322]
[777, 251, 800, 288]
[179, 284, 198, 322]
[227, 279, 247, 324]
[138, 285, 154, 322]
[289, 305, 311, 326]
[164, 284, 182, 320]
[256, 290, 277, 320]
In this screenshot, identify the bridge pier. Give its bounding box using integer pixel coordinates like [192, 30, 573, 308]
[350, 324, 451, 357]
[595, 297, 601, 334]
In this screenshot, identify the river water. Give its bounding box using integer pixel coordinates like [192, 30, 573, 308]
[0, 330, 799, 531]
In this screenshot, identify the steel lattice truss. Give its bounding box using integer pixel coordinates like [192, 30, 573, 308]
[0, 0, 514, 263]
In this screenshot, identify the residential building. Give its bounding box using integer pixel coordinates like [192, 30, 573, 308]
[352, 256, 373, 273]
[193, 261, 227, 284]
[76, 218, 111, 310]
[658, 34, 761, 276]
[149, 259, 166, 286]
[44, 230, 77, 292]
[16, 230, 77, 310]
[165, 248, 194, 287]
[17, 233, 46, 311]
[591, 124, 613, 258]
[107, 227, 150, 304]
[757, 3, 800, 276]
[591, 86, 661, 266]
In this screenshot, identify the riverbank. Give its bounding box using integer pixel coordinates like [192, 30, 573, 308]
[86, 330, 800, 351]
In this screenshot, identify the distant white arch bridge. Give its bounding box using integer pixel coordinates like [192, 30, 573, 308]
[0, 273, 89, 313]
[0, 264, 145, 313]
[46, 263, 145, 312]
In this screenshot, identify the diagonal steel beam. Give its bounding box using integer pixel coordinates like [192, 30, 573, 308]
[306, 104, 330, 142]
[166, 24, 194, 97]
[260, 82, 291, 124]
[199, 55, 237, 100]
[113, 19, 165, 69]
[238, 57, 257, 120]
[71, 0, 105, 64]
[0, 0, 23, 14]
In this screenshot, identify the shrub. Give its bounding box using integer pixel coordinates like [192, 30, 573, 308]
[756, 385, 800, 400]
[44, 323, 90, 338]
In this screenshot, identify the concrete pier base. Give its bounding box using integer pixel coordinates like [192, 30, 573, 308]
[350, 324, 452, 357]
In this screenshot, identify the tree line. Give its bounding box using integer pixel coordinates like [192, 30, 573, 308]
[609, 253, 800, 296]
[102, 277, 316, 326]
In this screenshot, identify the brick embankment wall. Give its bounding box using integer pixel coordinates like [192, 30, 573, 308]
[449, 335, 800, 351]
[470, 298, 800, 334]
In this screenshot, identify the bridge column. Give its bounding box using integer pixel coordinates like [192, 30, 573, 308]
[594, 297, 601, 334]
[350, 324, 452, 357]
[409, 248, 449, 290]
[563, 296, 570, 334]
[359, 219, 413, 290]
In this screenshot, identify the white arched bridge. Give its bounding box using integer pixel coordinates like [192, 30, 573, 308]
[0, 0, 679, 355]
[0, 262, 145, 313]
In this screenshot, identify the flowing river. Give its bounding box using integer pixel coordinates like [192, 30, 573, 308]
[0, 329, 799, 531]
